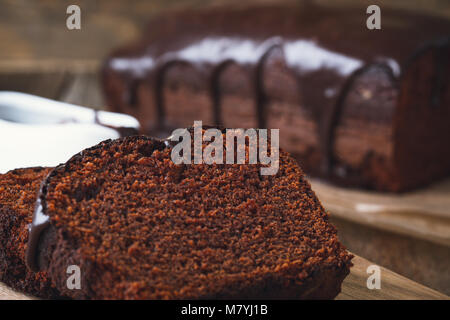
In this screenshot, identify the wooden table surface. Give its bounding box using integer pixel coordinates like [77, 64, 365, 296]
[0, 254, 447, 300]
[336, 255, 447, 300]
[1, 0, 449, 63]
[310, 179, 450, 248]
[311, 178, 450, 295]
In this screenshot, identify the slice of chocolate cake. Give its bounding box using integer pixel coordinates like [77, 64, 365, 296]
[26, 135, 352, 299]
[0, 167, 59, 298]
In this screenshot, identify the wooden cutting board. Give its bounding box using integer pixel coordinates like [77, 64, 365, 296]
[0, 254, 447, 300]
[336, 255, 447, 300]
[310, 179, 450, 247]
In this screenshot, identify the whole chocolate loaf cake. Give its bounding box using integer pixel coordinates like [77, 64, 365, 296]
[102, 4, 450, 192]
[25, 135, 352, 299]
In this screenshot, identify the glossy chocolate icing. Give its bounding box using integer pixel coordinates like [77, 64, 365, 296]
[26, 175, 52, 271]
[103, 4, 450, 178]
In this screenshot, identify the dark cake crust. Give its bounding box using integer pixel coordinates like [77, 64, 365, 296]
[28, 135, 352, 299]
[0, 167, 60, 298]
[102, 4, 450, 192]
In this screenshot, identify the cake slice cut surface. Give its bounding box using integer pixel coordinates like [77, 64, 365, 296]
[0, 167, 60, 298]
[27, 135, 352, 299]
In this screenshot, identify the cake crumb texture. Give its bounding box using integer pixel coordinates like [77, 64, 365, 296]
[40, 136, 352, 299]
[0, 167, 59, 298]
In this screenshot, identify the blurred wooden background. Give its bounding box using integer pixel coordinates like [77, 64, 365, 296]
[0, 0, 449, 64]
[0, 0, 449, 109]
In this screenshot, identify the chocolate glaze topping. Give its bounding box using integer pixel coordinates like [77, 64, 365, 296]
[102, 4, 450, 177]
[26, 174, 52, 271]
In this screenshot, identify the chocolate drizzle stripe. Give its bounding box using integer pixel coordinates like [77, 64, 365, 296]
[26, 171, 52, 271]
[210, 59, 235, 126]
[155, 60, 190, 125]
[322, 62, 398, 175]
[255, 42, 284, 129]
[127, 78, 141, 107]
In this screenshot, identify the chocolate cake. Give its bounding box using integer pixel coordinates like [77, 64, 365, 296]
[102, 4, 450, 192]
[26, 135, 352, 299]
[0, 167, 59, 298]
